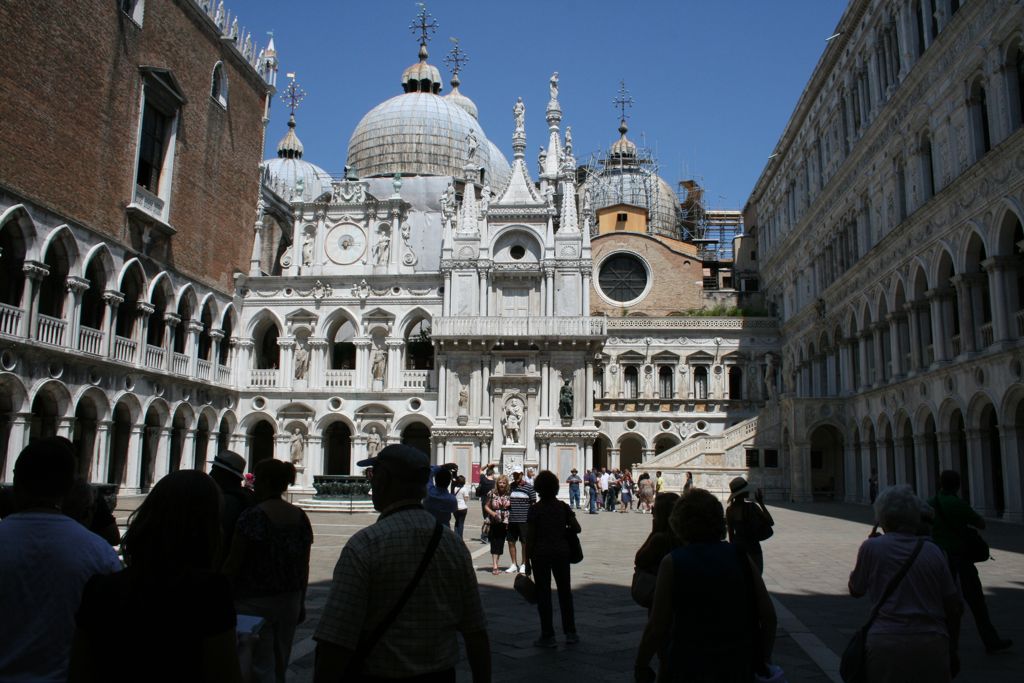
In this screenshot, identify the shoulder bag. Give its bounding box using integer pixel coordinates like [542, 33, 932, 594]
[933, 496, 990, 563]
[563, 502, 583, 564]
[630, 568, 657, 608]
[839, 537, 924, 683]
[347, 521, 444, 680]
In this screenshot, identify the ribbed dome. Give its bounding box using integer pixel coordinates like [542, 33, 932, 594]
[609, 118, 637, 160]
[444, 83, 478, 120]
[263, 156, 333, 203]
[346, 92, 510, 187]
[584, 169, 681, 239]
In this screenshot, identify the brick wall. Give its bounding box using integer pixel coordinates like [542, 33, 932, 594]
[590, 233, 704, 316]
[0, 0, 268, 293]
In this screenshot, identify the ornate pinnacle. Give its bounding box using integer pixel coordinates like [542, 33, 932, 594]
[280, 74, 306, 116]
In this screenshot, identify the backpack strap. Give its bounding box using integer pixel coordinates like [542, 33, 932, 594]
[864, 537, 925, 630]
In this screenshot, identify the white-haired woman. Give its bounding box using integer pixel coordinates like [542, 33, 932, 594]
[848, 485, 963, 682]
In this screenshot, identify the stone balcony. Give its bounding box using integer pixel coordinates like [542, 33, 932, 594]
[432, 316, 607, 340]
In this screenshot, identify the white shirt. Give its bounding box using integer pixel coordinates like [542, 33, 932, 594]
[599, 473, 610, 491]
[0, 512, 122, 682]
[454, 485, 468, 511]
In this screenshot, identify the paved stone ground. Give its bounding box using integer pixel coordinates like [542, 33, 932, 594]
[117, 499, 1023, 682]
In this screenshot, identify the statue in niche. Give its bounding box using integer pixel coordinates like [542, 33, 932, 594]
[441, 180, 456, 226]
[293, 343, 309, 380]
[302, 234, 314, 267]
[465, 131, 478, 163]
[289, 429, 304, 465]
[371, 347, 387, 382]
[502, 399, 523, 445]
[366, 426, 383, 458]
[558, 379, 574, 420]
[373, 228, 391, 265]
[458, 385, 469, 414]
[764, 354, 778, 402]
[549, 72, 559, 100]
[513, 97, 525, 131]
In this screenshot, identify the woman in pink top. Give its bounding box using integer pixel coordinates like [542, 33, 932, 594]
[848, 485, 963, 682]
[483, 476, 512, 575]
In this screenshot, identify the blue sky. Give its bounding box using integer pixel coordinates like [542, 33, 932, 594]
[238, 0, 847, 209]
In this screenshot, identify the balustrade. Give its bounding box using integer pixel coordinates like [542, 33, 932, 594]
[217, 364, 230, 384]
[980, 322, 993, 348]
[249, 368, 279, 388]
[951, 335, 962, 357]
[325, 369, 355, 388]
[433, 316, 607, 339]
[401, 369, 432, 390]
[171, 352, 189, 376]
[77, 326, 104, 356]
[197, 359, 212, 381]
[113, 336, 137, 363]
[145, 345, 165, 370]
[0, 303, 22, 337]
[36, 314, 66, 346]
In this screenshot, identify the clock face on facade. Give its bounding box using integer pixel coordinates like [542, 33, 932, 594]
[324, 225, 366, 265]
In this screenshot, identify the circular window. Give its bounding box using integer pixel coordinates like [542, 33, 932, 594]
[660, 420, 672, 431]
[0, 350, 16, 371]
[695, 420, 708, 431]
[252, 396, 266, 410]
[328, 397, 344, 411]
[124, 375, 135, 391]
[408, 397, 422, 411]
[509, 245, 526, 260]
[625, 419, 637, 431]
[598, 253, 649, 304]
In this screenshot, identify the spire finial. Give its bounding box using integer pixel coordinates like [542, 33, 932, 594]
[444, 37, 468, 88]
[280, 73, 306, 117]
[613, 79, 634, 136]
[410, 3, 438, 61]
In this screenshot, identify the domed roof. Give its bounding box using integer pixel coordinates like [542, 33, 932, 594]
[609, 119, 637, 159]
[346, 92, 510, 187]
[263, 114, 332, 203]
[585, 168, 681, 238]
[444, 82, 478, 120]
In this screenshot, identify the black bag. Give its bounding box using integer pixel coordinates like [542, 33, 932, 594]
[840, 538, 924, 683]
[564, 503, 583, 564]
[514, 573, 538, 604]
[751, 507, 774, 542]
[933, 497, 990, 563]
[630, 568, 657, 608]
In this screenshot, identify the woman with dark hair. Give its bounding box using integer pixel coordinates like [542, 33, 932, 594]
[633, 492, 681, 608]
[635, 488, 776, 682]
[70, 470, 242, 683]
[484, 475, 512, 575]
[224, 458, 312, 683]
[525, 470, 581, 648]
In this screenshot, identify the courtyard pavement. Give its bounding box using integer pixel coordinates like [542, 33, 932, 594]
[120, 498, 1024, 682]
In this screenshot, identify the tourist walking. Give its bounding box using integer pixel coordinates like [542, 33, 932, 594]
[929, 470, 1012, 654]
[476, 464, 496, 543]
[566, 468, 582, 509]
[525, 470, 580, 647]
[635, 488, 776, 682]
[620, 470, 635, 512]
[655, 470, 665, 493]
[0, 438, 122, 683]
[683, 471, 694, 493]
[849, 485, 963, 682]
[726, 476, 775, 574]
[585, 469, 599, 514]
[452, 475, 469, 539]
[507, 469, 536, 573]
[484, 475, 512, 574]
[637, 473, 655, 513]
[223, 459, 313, 683]
[313, 445, 490, 683]
[71, 470, 242, 683]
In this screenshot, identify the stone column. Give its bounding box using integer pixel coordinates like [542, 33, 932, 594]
[875, 439, 891, 489]
[163, 313, 181, 372]
[887, 313, 903, 378]
[983, 256, 1014, 343]
[442, 272, 452, 316]
[997, 425, 1023, 523]
[583, 441, 593, 472]
[904, 303, 921, 371]
[153, 427, 172, 482]
[544, 266, 555, 316]
[386, 339, 404, 390]
[951, 275, 975, 354]
[608, 448, 620, 471]
[278, 338, 295, 390]
[92, 421, 112, 483]
[302, 435, 321, 488]
[791, 443, 813, 502]
[308, 338, 328, 389]
[871, 324, 885, 386]
[235, 339, 254, 388]
[964, 428, 989, 515]
[926, 290, 947, 362]
[185, 320, 204, 377]
[641, 448, 655, 464]
[436, 353, 448, 421]
[135, 302, 155, 367]
[843, 441, 859, 502]
[481, 355, 491, 421]
[20, 261, 48, 339]
[183, 429, 197, 470]
[3, 415, 32, 481]
[540, 358, 550, 424]
[353, 338, 372, 390]
[584, 360, 594, 422]
[857, 335, 870, 390]
[64, 276, 89, 351]
[124, 425, 145, 492]
[582, 268, 591, 314]
[101, 291, 125, 358]
[209, 329, 225, 378]
[912, 434, 934, 499]
[935, 432, 954, 471]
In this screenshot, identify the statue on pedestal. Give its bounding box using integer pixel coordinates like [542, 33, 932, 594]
[293, 344, 309, 380]
[502, 399, 523, 445]
[558, 379, 573, 420]
[458, 385, 469, 414]
[289, 428, 304, 465]
[366, 426, 382, 459]
[764, 353, 778, 402]
[371, 347, 387, 384]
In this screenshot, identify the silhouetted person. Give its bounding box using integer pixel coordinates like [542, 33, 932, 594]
[209, 450, 254, 565]
[726, 477, 775, 574]
[929, 470, 1011, 654]
[0, 437, 121, 682]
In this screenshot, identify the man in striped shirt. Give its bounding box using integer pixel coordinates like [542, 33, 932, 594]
[505, 468, 537, 574]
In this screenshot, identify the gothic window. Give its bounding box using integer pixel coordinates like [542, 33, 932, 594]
[329, 318, 357, 369]
[210, 62, 228, 108]
[254, 320, 280, 369]
[404, 318, 433, 369]
[218, 311, 234, 365]
[969, 79, 992, 159]
[598, 253, 648, 304]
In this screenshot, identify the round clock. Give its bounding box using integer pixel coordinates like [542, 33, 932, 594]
[324, 225, 366, 265]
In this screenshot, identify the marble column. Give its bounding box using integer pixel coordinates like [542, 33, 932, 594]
[887, 314, 903, 378]
[134, 302, 154, 367]
[386, 339, 404, 390]
[843, 441, 859, 502]
[964, 428, 988, 515]
[64, 277, 89, 351]
[278, 338, 295, 390]
[20, 261, 48, 339]
[935, 433, 954, 472]
[983, 257, 1014, 343]
[92, 421, 112, 483]
[308, 338, 328, 389]
[436, 354, 448, 421]
[540, 358, 550, 424]
[3, 415, 32, 481]
[481, 355, 491, 421]
[186, 320, 204, 377]
[163, 313, 181, 372]
[353, 338, 372, 390]
[926, 290, 947, 362]
[997, 425, 1023, 523]
[124, 425, 145, 492]
[904, 303, 922, 371]
[102, 291, 125, 359]
[951, 275, 975, 354]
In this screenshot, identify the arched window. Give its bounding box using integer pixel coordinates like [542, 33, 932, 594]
[920, 132, 935, 201]
[658, 366, 673, 398]
[0, 219, 29, 308]
[253, 319, 280, 369]
[210, 62, 228, 107]
[173, 295, 193, 354]
[197, 301, 215, 360]
[329, 318, 357, 370]
[693, 366, 709, 400]
[404, 318, 433, 369]
[623, 366, 639, 399]
[218, 310, 234, 366]
[969, 79, 992, 159]
[80, 256, 107, 331]
[39, 235, 73, 319]
[116, 265, 145, 339]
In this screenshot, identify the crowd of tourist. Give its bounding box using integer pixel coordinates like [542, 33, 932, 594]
[0, 435, 1014, 683]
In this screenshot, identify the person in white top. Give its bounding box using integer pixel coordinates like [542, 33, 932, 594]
[524, 468, 536, 486]
[452, 475, 470, 539]
[599, 469, 611, 511]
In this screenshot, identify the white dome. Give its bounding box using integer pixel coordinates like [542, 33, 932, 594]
[346, 93, 510, 188]
[263, 156, 333, 203]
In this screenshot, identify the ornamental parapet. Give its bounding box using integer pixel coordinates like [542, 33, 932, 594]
[432, 316, 607, 340]
[606, 317, 777, 331]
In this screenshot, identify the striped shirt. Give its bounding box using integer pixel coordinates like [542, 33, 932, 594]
[508, 482, 536, 523]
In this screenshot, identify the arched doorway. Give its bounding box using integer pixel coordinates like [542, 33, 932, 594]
[108, 402, 132, 486]
[979, 404, 1004, 517]
[654, 434, 679, 456]
[896, 415, 916, 492]
[921, 414, 940, 498]
[619, 435, 644, 472]
[217, 417, 232, 453]
[401, 422, 431, 457]
[592, 435, 611, 471]
[194, 414, 211, 470]
[248, 420, 275, 473]
[30, 386, 62, 441]
[809, 424, 844, 500]
[168, 408, 189, 473]
[324, 422, 352, 475]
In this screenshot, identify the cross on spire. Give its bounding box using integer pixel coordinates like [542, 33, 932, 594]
[410, 3, 438, 48]
[613, 80, 634, 122]
[444, 37, 469, 78]
[280, 73, 306, 115]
